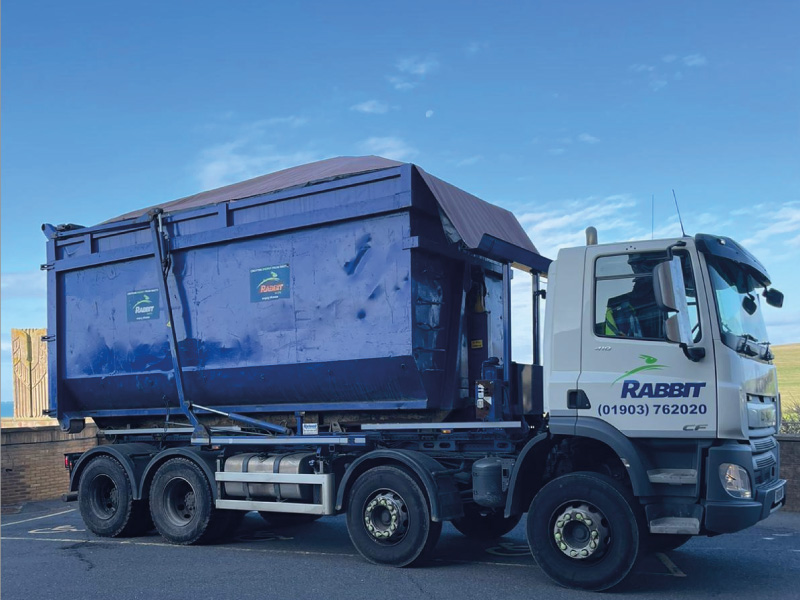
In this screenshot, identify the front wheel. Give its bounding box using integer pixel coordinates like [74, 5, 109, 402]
[346, 466, 441, 567]
[527, 472, 643, 591]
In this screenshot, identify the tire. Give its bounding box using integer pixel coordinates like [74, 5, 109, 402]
[527, 472, 643, 592]
[452, 503, 521, 540]
[78, 455, 148, 537]
[149, 458, 226, 545]
[346, 466, 442, 567]
[258, 512, 321, 528]
[646, 533, 692, 553]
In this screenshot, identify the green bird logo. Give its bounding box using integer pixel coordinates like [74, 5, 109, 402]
[132, 294, 152, 309]
[258, 272, 281, 287]
[612, 354, 667, 384]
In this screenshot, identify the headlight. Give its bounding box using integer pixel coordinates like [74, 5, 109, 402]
[719, 463, 752, 499]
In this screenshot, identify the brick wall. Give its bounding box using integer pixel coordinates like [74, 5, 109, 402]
[779, 435, 800, 512]
[1, 421, 101, 506]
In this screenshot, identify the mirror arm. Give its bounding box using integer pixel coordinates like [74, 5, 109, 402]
[680, 343, 706, 362]
[664, 240, 687, 261]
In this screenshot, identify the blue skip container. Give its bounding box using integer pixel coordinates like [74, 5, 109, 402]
[43, 156, 546, 432]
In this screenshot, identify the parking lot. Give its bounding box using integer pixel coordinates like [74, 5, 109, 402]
[2, 500, 799, 599]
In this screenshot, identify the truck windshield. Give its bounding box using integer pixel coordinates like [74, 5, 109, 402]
[706, 255, 770, 357]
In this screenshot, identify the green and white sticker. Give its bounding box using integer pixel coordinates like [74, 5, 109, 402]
[251, 264, 290, 302]
[127, 289, 159, 321]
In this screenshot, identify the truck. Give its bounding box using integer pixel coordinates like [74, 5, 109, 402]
[44, 155, 787, 591]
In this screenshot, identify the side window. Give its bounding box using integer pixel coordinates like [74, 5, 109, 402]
[594, 252, 701, 341]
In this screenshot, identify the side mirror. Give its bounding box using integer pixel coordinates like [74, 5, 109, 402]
[764, 288, 784, 308]
[653, 258, 692, 344]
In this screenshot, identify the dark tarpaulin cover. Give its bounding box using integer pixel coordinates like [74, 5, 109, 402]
[107, 155, 538, 255]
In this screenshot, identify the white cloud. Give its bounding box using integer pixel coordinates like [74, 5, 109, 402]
[629, 64, 655, 73]
[193, 114, 322, 188]
[578, 133, 600, 144]
[388, 56, 439, 91]
[548, 148, 567, 156]
[455, 155, 481, 167]
[397, 56, 439, 76]
[683, 54, 708, 67]
[650, 79, 668, 91]
[351, 100, 391, 115]
[197, 140, 319, 189]
[465, 41, 488, 56]
[662, 54, 678, 63]
[252, 115, 308, 128]
[739, 201, 800, 256]
[359, 137, 417, 161]
[425, 110, 434, 118]
[517, 195, 638, 258]
[1, 271, 47, 299]
[387, 76, 417, 91]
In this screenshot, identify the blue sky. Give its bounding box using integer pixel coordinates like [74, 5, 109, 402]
[2, 1, 799, 409]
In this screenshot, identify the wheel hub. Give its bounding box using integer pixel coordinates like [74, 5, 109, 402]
[364, 492, 408, 542]
[552, 503, 609, 560]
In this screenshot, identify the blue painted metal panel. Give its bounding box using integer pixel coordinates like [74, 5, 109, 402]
[46, 162, 532, 429]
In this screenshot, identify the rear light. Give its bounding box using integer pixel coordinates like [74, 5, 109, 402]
[64, 455, 70, 469]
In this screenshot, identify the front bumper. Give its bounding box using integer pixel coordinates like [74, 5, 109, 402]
[704, 478, 786, 533]
[703, 441, 786, 534]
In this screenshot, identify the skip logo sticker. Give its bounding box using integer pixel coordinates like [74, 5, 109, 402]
[251, 264, 290, 302]
[613, 354, 706, 399]
[127, 289, 159, 322]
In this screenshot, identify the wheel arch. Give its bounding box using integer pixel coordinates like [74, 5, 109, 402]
[69, 443, 158, 499]
[335, 449, 463, 522]
[504, 432, 552, 517]
[506, 420, 655, 517]
[139, 448, 220, 501]
[549, 417, 654, 497]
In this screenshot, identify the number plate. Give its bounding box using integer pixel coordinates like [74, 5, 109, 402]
[774, 484, 785, 504]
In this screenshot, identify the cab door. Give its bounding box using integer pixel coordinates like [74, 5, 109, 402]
[576, 243, 716, 438]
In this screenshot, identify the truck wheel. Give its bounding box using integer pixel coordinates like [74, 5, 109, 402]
[79, 455, 148, 537]
[647, 533, 692, 553]
[150, 458, 223, 545]
[258, 512, 320, 527]
[452, 503, 521, 540]
[527, 472, 642, 591]
[346, 466, 442, 567]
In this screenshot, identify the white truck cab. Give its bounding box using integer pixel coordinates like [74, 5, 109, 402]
[544, 232, 785, 537]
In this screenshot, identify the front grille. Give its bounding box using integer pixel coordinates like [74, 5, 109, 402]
[755, 454, 776, 470]
[752, 437, 777, 453]
[751, 434, 779, 486]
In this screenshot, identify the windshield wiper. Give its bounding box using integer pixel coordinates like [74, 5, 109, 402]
[736, 334, 759, 357]
[735, 333, 773, 360]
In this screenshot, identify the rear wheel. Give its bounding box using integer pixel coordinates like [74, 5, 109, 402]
[527, 472, 643, 591]
[78, 455, 150, 537]
[149, 458, 228, 544]
[346, 466, 441, 567]
[452, 503, 521, 540]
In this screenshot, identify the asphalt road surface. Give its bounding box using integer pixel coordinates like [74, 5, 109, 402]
[2, 500, 798, 599]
